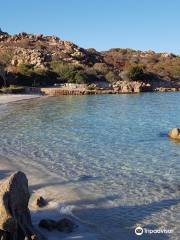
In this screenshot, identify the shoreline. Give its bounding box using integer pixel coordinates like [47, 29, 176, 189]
[0, 94, 42, 104]
[0, 88, 180, 105]
[39, 86, 180, 96]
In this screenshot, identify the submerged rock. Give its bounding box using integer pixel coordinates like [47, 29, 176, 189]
[0, 171, 45, 240]
[36, 196, 47, 208]
[56, 218, 76, 233]
[39, 218, 77, 233]
[168, 128, 180, 140]
[39, 219, 57, 232]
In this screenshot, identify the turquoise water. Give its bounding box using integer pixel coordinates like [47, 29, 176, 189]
[0, 93, 180, 239]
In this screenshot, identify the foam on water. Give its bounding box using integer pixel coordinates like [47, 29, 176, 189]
[0, 93, 179, 239]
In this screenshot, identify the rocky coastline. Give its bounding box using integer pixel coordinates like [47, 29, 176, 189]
[1, 29, 180, 95]
[29, 82, 180, 96]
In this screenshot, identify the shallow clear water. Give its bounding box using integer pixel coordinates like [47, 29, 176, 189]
[0, 93, 180, 239]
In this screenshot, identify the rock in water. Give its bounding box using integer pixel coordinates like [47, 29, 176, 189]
[0, 171, 45, 240]
[168, 128, 180, 140]
[39, 218, 77, 233]
[39, 219, 57, 231]
[56, 218, 76, 233]
[36, 196, 47, 208]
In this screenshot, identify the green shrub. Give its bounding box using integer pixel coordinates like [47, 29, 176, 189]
[33, 67, 47, 76]
[50, 61, 75, 81]
[50, 61, 88, 84]
[17, 64, 34, 77]
[73, 72, 88, 84]
[105, 71, 118, 83]
[126, 64, 146, 81]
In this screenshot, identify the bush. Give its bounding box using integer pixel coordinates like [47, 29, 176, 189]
[105, 71, 118, 83]
[93, 63, 109, 74]
[14, 64, 56, 86]
[0, 50, 13, 66]
[50, 61, 75, 81]
[74, 72, 88, 84]
[126, 64, 146, 81]
[17, 64, 34, 77]
[51, 61, 88, 84]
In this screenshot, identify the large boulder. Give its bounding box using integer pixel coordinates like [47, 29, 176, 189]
[168, 128, 180, 140]
[113, 80, 152, 93]
[0, 171, 45, 240]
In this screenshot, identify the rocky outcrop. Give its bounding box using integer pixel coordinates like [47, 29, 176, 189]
[168, 128, 180, 140]
[0, 171, 45, 240]
[113, 81, 152, 93]
[0, 32, 101, 68]
[11, 48, 50, 68]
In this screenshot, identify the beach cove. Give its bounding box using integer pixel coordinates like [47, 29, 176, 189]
[0, 93, 179, 239]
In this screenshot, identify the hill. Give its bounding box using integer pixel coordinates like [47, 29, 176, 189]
[1, 30, 180, 92]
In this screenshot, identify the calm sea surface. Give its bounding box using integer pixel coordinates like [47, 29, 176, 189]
[0, 93, 179, 239]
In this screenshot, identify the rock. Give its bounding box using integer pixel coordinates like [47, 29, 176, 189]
[56, 218, 76, 233]
[0, 171, 45, 240]
[168, 128, 180, 140]
[36, 197, 47, 208]
[39, 218, 77, 233]
[39, 219, 56, 232]
[113, 81, 152, 93]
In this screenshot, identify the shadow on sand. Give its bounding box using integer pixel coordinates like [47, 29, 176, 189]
[0, 173, 178, 239]
[32, 195, 180, 240]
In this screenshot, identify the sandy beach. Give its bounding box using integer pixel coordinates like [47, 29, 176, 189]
[0, 94, 42, 104]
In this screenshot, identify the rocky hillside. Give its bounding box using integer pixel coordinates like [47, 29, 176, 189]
[0, 29, 180, 90]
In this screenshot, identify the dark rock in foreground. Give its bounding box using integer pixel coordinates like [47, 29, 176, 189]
[39, 219, 57, 232]
[0, 171, 45, 240]
[39, 218, 77, 233]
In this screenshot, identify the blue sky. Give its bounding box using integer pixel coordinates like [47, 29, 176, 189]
[1, 0, 180, 54]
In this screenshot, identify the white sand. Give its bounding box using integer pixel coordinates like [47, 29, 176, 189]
[0, 94, 41, 104]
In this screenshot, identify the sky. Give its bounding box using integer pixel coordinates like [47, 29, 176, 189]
[1, 0, 180, 54]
